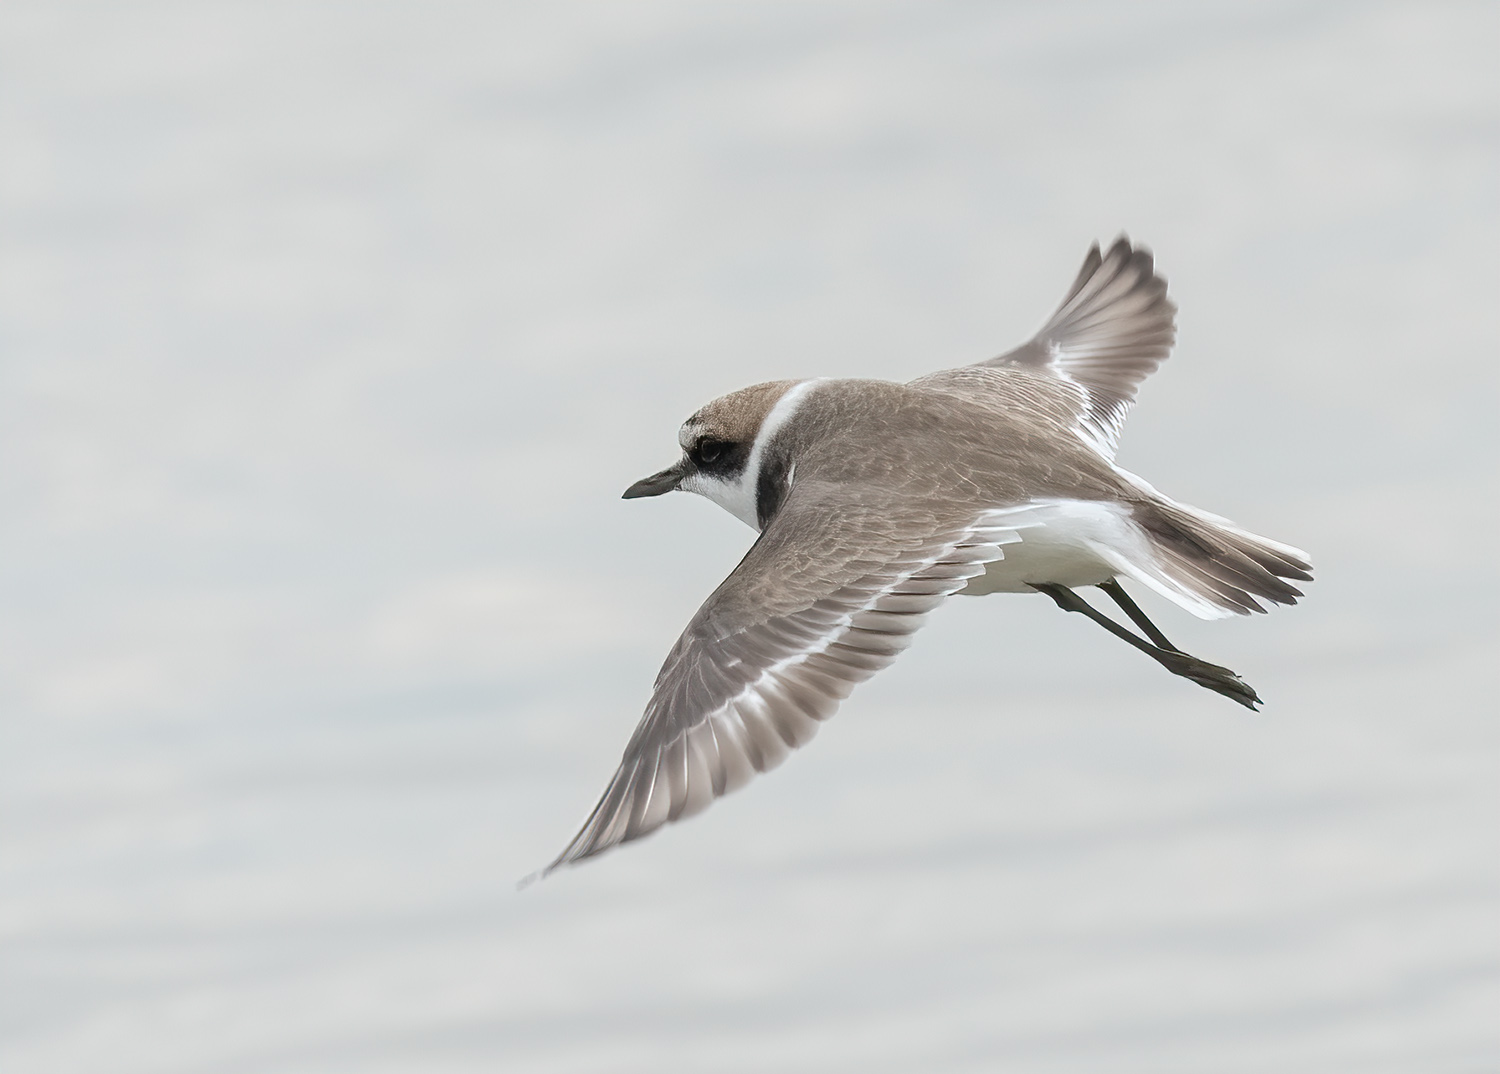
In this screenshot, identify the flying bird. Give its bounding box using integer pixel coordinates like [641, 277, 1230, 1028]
[536, 237, 1311, 880]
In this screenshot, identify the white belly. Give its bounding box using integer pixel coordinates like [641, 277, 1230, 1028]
[959, 499, 1146, 595]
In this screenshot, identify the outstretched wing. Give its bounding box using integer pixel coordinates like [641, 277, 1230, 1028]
[537, 495, 1023, 877]
[981, 236, 1176, 459]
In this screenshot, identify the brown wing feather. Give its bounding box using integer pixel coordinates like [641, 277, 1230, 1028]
[963, 236, 1177, 459]
[536, 495, 1020, 878]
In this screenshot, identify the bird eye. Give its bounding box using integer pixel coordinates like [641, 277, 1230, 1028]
[695, 439, 729, 465]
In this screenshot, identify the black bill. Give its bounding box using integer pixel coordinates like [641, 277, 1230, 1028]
[622, 459, 690, 499]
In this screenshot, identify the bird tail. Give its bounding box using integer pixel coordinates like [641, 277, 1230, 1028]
[1099, 497, 1313, 620]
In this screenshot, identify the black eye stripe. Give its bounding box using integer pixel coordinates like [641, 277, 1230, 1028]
[698, 439, 726, 463]
[692, 438, 738, 468]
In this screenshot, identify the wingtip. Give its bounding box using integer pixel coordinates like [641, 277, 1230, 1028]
[516, 860, 563, 891]
[1100, 232, 1157, 270]
[1105, 230, 1148, 251]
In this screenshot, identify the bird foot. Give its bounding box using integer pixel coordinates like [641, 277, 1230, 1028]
[1152, 649, 1262, 710]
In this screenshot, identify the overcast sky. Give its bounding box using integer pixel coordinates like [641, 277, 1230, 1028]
[2, 2, 1496, 1071]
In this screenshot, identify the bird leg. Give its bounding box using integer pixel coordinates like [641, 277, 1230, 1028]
[1096, 579, 1176, 650]
[1028, 582, 1262, 710]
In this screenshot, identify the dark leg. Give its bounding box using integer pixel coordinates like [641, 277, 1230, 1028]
[1097, 579, 1176, 651]
[1029, 582, 1262, 710]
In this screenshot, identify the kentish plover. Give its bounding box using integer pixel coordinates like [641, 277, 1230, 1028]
[536, 238, 1312, 879]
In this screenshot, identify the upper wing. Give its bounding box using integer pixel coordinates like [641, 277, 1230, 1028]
[978, 236, 1176, 459]
[537, 493, 1022, 877]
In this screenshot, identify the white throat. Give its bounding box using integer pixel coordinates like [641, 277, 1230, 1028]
[685, 379, 821, 529]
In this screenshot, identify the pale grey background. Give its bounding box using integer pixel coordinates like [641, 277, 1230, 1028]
[1, 2, 1496, 1071]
